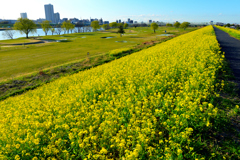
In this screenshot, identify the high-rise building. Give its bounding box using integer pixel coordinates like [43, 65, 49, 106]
[20, 13, 27, 19]
[44, 4, 55, 23]
[128, 18, 130, 23]
[119, 19, 121, 23]
[54, 12, 60, 24]
[99, 18, 103, 25]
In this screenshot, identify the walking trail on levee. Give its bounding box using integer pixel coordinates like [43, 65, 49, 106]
[214, 26, 240, 95]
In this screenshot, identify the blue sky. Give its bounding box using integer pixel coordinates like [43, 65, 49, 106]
[1, 0, 239, 23]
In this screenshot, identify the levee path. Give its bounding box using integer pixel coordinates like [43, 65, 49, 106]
[214, 26, 240, 95]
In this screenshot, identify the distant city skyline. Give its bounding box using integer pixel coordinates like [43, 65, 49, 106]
[0, 0, 240, 23]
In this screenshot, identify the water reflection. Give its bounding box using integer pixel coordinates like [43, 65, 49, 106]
[0, 27, 93, 40]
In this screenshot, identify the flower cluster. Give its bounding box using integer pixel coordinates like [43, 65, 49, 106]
[0, 26, 223, 159]
[108, 47, 132, 56]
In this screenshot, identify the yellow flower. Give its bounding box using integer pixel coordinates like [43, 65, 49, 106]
[99, 147, 108, 155]
[15, 155, 20, 160]
[15, 144, 20, 149]
[236, 105, 239, 109]
[177, 148, 183, 155]
[33, 138, 40, 145]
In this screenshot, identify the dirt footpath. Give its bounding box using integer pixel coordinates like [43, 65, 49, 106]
[214, 26, 240, 95]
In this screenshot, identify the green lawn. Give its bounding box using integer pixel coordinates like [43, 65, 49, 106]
[0, 27, 197, 81]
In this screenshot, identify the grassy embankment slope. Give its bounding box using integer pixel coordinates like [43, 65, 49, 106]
[215, 25, 240, 40]
[0, 26, 239, 159]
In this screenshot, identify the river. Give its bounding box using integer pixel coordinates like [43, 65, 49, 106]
[0, 27, 94, 40]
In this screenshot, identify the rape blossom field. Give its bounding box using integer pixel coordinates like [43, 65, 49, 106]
[0, 26, 227, 159]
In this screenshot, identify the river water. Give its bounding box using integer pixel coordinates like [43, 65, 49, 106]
[0, 27, 94, 40]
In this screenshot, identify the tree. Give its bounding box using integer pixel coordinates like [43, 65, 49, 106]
[224, 23, 230, 27]
[151, 22, 158, 33]
[102, 24, 109, 30]
[91, 21, 100, 31]
[109, 22, 118, 28]
[174, 22, 181, 28]
[61, 20, 72, 34]
[2, 30, 15, 39]
[50, 28, 55, 35]
[14, 18, 37, 38]
[41, 20, 52, 36]
[124, 23, 129, 29]
[55, 25, 62, 35]
[70, 23, 75, 33]
[180, 22, 190, 30]
[133, 24, 139, 28]
[74, 28, 78, 33]
[117, 25, 125, 37]
[76, 22, 84, 33]
[166, 23, 173, 27]
[117, 23, 123, 27]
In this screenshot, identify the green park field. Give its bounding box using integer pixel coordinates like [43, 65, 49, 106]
[0, 27, 197, 81]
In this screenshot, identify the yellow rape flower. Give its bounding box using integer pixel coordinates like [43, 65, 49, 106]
[15, 155, 20, 160]
[99, 147, 108, 155]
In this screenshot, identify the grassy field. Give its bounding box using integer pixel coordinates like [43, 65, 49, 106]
[0, 27, 197, 81]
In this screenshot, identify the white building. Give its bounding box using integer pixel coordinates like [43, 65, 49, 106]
[44, 4, 55, 23]
[20, 13, 27, 19]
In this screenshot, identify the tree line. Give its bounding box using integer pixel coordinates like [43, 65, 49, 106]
[2, 18, 191, 39]
[13, 18, 77, 38]
[11, 18, 129, 38]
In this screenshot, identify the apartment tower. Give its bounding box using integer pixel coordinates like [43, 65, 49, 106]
[54, 12, 60, 24]
[44, 4, 55, 23]
[20, 13, 28, 19]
